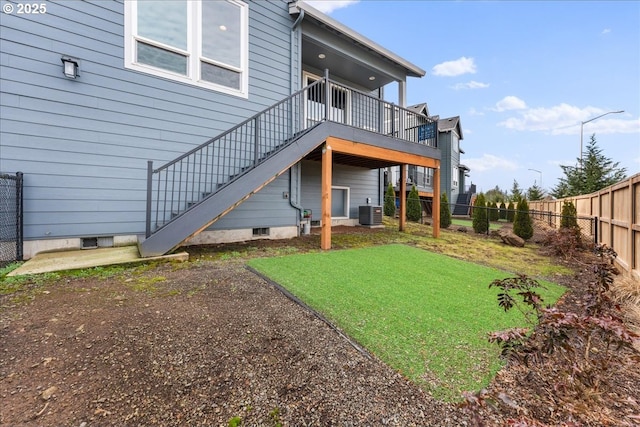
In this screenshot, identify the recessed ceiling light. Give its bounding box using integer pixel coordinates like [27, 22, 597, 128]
[369, 76, 376, 80]
[219, 25, 227, 31]
[318, 53, 326, 59]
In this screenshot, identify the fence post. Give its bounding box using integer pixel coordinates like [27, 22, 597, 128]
[16, 171, 23, 261]
[145, 161, 153, 238]
[593, 217, 598, 245]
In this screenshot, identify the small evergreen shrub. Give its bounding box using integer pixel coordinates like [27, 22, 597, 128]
[407, 185, 421, 221]
[472, 193, 488, 234]
[499, 202, 507, 220]
[384, 183, 396, 217]
[560, 200, 578, 229]
[513, 198, 533, 240]
[440, 192, 452, 229]
[506, 202, 515, 223]
[489, 202, 500, 222]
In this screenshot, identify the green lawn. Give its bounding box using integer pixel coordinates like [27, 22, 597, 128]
[248, 244, 564, 401]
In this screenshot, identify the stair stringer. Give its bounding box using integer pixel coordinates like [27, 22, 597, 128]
[138, 124, 332, 257]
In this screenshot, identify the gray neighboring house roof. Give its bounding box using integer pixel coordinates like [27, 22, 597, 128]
[407, 103, 430, 117]
[437, 116, 463, 140]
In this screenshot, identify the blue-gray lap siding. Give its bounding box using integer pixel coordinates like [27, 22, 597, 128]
[300, 160, 382, 222]
[0, 0, 300, 240]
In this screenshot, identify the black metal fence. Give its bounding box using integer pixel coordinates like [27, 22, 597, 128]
[0, 172, 23, 266]
[382, 197, 597, 243]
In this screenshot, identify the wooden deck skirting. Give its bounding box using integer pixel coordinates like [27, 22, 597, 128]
[530, 173, 640, 280]
[320, 137, 441, 249]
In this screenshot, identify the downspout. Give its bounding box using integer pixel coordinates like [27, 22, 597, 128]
[289, 9, 305, 233]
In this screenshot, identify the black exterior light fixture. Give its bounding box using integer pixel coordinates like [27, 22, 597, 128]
[61, 56, 79, 79]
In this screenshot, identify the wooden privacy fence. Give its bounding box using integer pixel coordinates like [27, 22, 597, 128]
[530, 173, 640, 280]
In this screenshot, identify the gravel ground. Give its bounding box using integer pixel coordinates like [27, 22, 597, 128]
[1, 260, 477, 426]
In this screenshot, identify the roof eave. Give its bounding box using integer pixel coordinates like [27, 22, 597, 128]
[289, 1, 426, 78]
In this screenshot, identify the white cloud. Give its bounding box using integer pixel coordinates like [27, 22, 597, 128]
[432, 57, 477, 77]
[468, 107, 484, 116]
[493, 96, 527, 112]
[465, 154, 518, 173]
[451, 81, 490, 90]
[305, 1, 359, 14]
[498, 104, 639, 135]
[601, 28, 611, 35]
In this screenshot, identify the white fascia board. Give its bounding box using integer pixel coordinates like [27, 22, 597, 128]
[289, 1, 426, 78]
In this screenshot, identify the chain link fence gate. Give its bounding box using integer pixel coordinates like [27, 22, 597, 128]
[0, 172, 24, 266]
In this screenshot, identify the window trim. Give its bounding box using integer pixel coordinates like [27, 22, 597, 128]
[331, 186, 350, 219]
[124, 0, 249, 98]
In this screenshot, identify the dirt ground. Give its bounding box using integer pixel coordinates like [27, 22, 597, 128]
[1, 226, 639, 426]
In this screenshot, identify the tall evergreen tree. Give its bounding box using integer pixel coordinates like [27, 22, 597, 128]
[472, 193, 488, 234]
[384, 183, 396, 217]
[526, 181, 545, 201]
[440, 192, 452, 229]
[407, 185, 421, 221]
[510, 179, 523, 203]
[551, 135, 627, 198]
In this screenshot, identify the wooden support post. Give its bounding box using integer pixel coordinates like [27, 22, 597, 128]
[399, 164, 406, 231]
[321, 143, 332, 250]
[432, 164, 441, 238]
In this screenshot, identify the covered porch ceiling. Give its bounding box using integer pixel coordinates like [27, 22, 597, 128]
[290, 1, 425, 92]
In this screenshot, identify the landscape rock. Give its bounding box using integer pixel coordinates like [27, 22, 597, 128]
[498, 229, 525, 247]
[41, 386, 57, 400]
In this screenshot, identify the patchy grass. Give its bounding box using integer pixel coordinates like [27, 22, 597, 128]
[450, 218, 503, 231]
[248, 244, 565, 401]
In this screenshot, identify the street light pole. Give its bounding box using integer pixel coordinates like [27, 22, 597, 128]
[528, 168, 542, 187]
[580, 110, 624, 165]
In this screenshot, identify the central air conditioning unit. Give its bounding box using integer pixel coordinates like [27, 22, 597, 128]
[359, 205, 383, 225]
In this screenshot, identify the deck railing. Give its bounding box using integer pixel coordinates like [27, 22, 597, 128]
[145, 74, 438, 237]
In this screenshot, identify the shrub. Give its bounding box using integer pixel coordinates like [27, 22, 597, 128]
[513, 198, 534, 240]
[506, 202, 515, 222]
[499, 202, 507, 220]
[472, 193, 488, 234]
[384, 183, 396, 217]
[440, 192, 451, 229]
[560, 200, 578, 229]
[542, 228, 584, 259]
[489, 202, 500, 222]
[407, 185, 421, 221]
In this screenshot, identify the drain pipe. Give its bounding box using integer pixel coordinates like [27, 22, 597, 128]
[289, 9, 305, 235]
[289, 165, 304, 234]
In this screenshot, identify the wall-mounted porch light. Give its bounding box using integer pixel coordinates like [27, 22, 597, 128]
[61, 56, 79, 79]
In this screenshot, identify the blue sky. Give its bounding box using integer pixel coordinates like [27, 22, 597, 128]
[307, 0, 640, 195]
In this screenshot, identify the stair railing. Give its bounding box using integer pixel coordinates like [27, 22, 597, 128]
[145, 73, 438, 238]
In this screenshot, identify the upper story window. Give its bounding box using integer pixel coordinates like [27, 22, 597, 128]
[124, 0, 249, 98]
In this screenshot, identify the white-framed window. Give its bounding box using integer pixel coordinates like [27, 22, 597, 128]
[452, 165, 458, 187]
[331, 186, 350, 218]
[124, 0, 249, 98]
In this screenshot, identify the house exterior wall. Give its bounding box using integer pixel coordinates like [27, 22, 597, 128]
[300, 160, 381, 224]
[0, 0, 300, 253]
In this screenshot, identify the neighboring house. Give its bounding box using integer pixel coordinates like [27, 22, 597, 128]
[387, 106, 473, 217]
[0, 0, 442, 259]
[436, 116, 474, 215]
